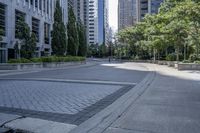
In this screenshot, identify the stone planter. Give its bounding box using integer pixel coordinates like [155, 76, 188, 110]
[175, 63, 200, 70]
[42, 61, 85, 68]
[167, 61, 176, 67]
[158, 61, 168, 65]
[0, 61, 85, 70]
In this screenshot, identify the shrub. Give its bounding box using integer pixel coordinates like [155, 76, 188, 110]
[189, 54, 200, 62]
[8, 56, 86, 63]
[31, 58, 43, 63]
[166, 53, 176, 61]
[194, 61, 200, 64]
[182, 60, 191, 63]
[8, 58, 31, 63]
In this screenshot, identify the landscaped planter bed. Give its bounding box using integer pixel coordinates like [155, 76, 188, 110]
[0, 61, 85, 70]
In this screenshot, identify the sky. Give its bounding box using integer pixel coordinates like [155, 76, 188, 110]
[108, 0, 118, 33]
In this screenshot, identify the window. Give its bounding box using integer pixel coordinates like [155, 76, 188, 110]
[35, 0, 38, 8]
[47, 0, 49, 14]
[32, 17, 40, 42]
[0, 3, 6, 36]
[15, 10, 26, 38]
[44, 23, 50, 44]
[39, 0, 42, 10]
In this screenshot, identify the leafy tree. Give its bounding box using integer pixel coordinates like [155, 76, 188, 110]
[78, 22, 87, 56]
[88, 44, 99, 57]
[15, 18, 36, 59]
[99, 44, 108, 57]
[51, 0, 67, 56]
[67, 7, 79, 56]
[117, 0, 200, 62]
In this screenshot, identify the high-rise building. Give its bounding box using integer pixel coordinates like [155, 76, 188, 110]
[88, 0, 99, 45]
[71, 0, 89, 43]
[118, 0, 163, 30]
[136, 0, 148, 21]
[88, 0, 109, 46]
[137, 0, 163, 21]
[148, 0, 163, 14]
[118, 0, 137, 30]
[0, 0, 68, 63]
[103, 0, 109, 45]
[98, 0, 109, 45]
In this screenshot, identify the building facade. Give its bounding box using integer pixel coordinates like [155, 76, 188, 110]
[72, 0, 89, 44]
[118, 0, 137, 30]
[88, 0, 99, 45]
[0, 0, 68, 63]
[103, 0, 109, 45]
[118, 0, 163, 30]
[137, 0, 163, 21]
[88, 0, 109, 46]
[148, 0, 163, 14]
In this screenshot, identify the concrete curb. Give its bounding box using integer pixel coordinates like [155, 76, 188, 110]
[0, 62, 97, 77]
[4, 117, 77, 133]
[70, 64, 156, 133]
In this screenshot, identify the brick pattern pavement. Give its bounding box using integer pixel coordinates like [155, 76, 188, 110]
[0, 80, 134, 125]
[0, 80, 122, 114]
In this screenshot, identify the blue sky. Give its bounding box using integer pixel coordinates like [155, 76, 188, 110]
[108, 0, 118, 32]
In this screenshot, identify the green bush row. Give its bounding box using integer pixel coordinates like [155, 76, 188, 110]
[8, 56, 86, 64]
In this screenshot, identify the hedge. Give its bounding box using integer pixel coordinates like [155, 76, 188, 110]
[8, 56, 86, 63]
[8, 58, 32, 63]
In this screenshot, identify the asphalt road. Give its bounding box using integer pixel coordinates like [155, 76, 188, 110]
[0, 61, 149, 83]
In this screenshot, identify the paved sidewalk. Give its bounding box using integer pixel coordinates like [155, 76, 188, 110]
[103, 64, 200, 133]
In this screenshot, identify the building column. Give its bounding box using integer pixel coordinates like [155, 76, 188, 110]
[28, 0, 31, 9]
[45, 0, 48, 17]
[42, 0, 44, 16]
[51, 0, 53, 20]
[148, 0, 151, 14]
[47, 0, 51, 19]
[23, 0, 26, 6]
[33, 0, 36, 11]
[38, 0, 40, 13]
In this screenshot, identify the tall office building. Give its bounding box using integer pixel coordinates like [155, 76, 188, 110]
[88, 0, 109, 45]
[98, 0, 109, 45]
[118, 0, 163, 30]
[148, 0, 163, 14]
[137, 0, 163, 21]
[88, 0, 99, 45]
[0, 0, 68, 63]
[68, 0, 89, 43]
[118, 0, 137, 30]
[104, 0, 109, 45]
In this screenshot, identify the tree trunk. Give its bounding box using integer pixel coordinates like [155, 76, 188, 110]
[165, 48, 168, 57]
[197, 43, 199, 57]
[176, 46, 180, 62]
[153, 48, 156, 63]
[184, 43, 186, 61]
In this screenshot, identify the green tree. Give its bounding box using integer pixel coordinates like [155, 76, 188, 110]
[78, 22, 87, 56]
[51, 0, 67, 56]
[15, 18, 36, 59]
[67, 7, 79, 56]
